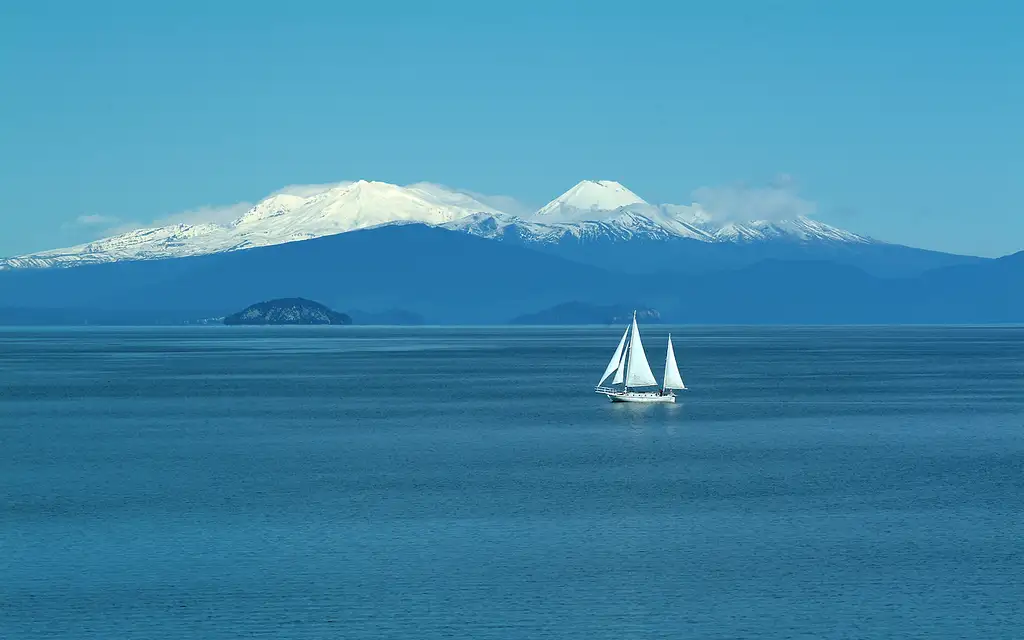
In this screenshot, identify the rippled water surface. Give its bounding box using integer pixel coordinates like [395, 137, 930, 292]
[2, 326, 1023, 638]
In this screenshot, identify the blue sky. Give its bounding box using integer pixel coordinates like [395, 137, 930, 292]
[2, 0, 1022, 258]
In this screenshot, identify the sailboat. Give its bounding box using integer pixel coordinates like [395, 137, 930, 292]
[594, 311, 686, 403]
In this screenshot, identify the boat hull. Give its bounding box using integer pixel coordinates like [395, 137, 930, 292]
[603, 390, 676, 404]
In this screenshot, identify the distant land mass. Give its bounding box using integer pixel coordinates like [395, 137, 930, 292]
[0, 176, 1015, 325]
[223, 298, 352, 325]
[512, 303, 662, 325]
[0, 225, 1019, 325]
[0, 307, 211, 326]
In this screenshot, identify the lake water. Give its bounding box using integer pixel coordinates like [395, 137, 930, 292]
[2, 326, 1023, 639]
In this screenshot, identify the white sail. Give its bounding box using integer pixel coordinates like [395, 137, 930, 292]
[598, 325, 629, 384]
[662, 334, 686, 390]
[624, 313, 657, 387]
[612, 337, 628, 384]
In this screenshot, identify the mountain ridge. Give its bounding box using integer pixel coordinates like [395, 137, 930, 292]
[0, 180, 504, 270]
[2, 178, 924, 273]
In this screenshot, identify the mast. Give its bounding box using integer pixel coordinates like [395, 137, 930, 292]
[624, 310, 658, 389]
[623, 316, 632, 390]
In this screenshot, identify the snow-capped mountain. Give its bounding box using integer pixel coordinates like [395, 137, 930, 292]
[0, 179, 873, 270]
[0, 180, 505, 269]
[534, 180, 648, 220]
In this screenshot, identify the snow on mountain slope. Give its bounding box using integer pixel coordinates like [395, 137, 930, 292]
[232, 180, 502, 241]
[0, 181, 505, 269]
[447, 182, 870, 247]
[1, 178, 874, 270]
[535, 180, 647, 219]
[445, 205, 716, 244]
[706, 218, 870, 244]
[0, 224, 241, 269]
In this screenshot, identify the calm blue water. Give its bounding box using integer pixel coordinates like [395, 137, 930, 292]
[2, 326, 1023, 639]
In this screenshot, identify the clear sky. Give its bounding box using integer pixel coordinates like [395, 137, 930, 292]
[2, 0, 1022, 258]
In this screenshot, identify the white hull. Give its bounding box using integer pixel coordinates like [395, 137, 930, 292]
[599, 389, 677, 404]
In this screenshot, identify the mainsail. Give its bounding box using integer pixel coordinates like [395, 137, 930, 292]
[624, 313, 657, 387]
[598, 325, 629, 385]
[662, 335, 686, 390]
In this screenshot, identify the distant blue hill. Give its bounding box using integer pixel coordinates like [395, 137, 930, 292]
[0, 225, 1018, 325]
[504, 234, 987, 278]
[0, 225, 630, 324]
[665, 252, 1022, 324]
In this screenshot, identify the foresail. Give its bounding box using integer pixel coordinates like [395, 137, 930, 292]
[663, 335, 686, 390]
[612, 339, 628, 384]
[625, 315, 657, 387]
[599, 325, 629, 384]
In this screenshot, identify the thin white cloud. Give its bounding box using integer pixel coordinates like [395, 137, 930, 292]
[74, 214, 121, 226]
[272, 181, 353, 198]
[463, 191, 534, 217]
[151, 203, 254, 227]
[409, 182, 534, 216]
[690, 178, 816, 222]
[96, 202, 254, 237]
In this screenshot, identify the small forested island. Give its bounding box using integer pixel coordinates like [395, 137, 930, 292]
[223, 298, 352, 325]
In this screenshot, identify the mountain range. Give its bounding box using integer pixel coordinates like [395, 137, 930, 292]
[0, 178, 1017, 325]
[1, 179, 980, 276]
